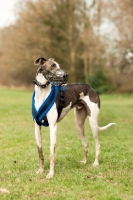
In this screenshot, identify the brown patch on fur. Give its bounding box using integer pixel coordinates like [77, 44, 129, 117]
[79, 99, 91, 116]
[37, 146, 44, 169]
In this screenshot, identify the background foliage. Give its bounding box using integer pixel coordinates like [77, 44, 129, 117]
[88, 69, 112, 94]
[0, 0, 133, 93]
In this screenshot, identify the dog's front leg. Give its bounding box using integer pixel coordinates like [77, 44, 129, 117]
[46, 123, 57, 179]
[35, 122, 44, 174]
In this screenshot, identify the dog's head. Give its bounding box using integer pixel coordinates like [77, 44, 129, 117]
[34, 57, 68, 86]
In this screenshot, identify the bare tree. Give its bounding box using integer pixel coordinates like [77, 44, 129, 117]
[101, 0, 133, 92]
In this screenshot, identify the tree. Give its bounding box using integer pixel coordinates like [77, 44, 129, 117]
[101, 0, 133, 92]
[45, 0, 88, 82]
[0, 0, 52, 85]
[0, 0, 89, 84]
[0, 0, 133, 92]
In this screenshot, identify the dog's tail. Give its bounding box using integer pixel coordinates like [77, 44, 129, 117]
[98, 123, 116, 131]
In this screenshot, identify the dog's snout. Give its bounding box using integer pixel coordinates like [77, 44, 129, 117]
[56, 69, 68, 75]
[63, 73, 68, 78]
[57, 71, 63, 76]
[56, 69, 64, 76]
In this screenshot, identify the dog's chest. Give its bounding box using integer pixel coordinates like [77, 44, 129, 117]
[35, 87, 51, 111]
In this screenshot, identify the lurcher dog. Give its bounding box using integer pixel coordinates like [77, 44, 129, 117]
[32, 57, 116, 179]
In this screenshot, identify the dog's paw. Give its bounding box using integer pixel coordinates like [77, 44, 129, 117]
[93, 161, 99, 167]
[80, 159, 87, 165]
[36, 168, 44, 174]
[46, 171, 54, 179]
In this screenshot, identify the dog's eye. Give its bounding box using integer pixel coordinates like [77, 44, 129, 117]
[52, 63, 56, 67]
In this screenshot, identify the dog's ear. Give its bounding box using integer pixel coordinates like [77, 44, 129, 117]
[34, 57, 47, 65]
[48, 58, 55, 61]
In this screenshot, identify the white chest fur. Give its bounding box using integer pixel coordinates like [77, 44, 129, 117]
[34, 85, 51, 111]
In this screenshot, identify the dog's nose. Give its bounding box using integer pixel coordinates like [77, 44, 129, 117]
[63, 73, 68, 78]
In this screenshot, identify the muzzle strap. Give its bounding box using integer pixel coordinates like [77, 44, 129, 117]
[58, 86, 65, 120]
[32, 79, 50, 88]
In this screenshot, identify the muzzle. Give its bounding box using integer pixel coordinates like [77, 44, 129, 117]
[42, 68, 69, 86]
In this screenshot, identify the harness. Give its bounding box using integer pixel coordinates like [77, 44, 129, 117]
[32, 85, 65, 127]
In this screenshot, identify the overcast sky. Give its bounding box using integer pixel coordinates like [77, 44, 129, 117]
[0, 0, 19, 27]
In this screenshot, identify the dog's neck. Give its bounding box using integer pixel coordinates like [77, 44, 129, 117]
[34, 74, 52, 110]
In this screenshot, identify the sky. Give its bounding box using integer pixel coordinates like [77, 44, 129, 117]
[0, 0, 18, 27]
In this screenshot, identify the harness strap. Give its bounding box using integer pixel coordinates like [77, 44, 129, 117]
[58, 86, 65, 120]
[32, 85, 59, 126]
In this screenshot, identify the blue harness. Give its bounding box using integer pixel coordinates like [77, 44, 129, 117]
[32, 85, 65, 127]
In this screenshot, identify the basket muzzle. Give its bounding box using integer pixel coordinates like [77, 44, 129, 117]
[42, 68, 69, 86]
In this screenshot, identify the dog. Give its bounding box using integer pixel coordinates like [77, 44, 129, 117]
[32, 57, 116, 179]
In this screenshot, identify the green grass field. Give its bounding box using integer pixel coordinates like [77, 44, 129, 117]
[0, 88, 133, 200]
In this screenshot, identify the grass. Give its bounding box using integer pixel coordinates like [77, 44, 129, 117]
[0, 88, 133, 200]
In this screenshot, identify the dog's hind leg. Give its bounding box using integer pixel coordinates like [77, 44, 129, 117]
[35, 122, 44, 174]
[88, 105, 100, 167]
[74, 107, 88, 164]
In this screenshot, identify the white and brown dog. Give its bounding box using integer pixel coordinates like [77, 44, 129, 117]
[32, 57, 116, 179]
